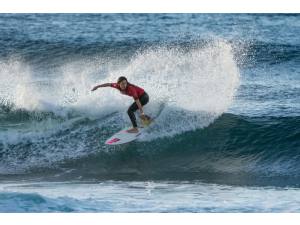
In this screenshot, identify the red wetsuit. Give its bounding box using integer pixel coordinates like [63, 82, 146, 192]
[111, 83, 145, 100]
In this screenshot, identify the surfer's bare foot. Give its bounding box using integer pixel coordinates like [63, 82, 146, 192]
[127, 127, 139, 133]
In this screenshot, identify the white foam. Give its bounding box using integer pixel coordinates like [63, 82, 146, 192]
[0, 58, 38, 110]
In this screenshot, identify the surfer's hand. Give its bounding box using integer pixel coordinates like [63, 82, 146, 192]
[91, 86, 98, 91]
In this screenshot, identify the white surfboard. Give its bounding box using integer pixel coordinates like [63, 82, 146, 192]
[105, 115, 154, 145]
[105, 127, 145, 145]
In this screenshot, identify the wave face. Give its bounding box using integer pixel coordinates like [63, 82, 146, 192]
[0, 112, 299, 187]
[0, 14, 299, 188]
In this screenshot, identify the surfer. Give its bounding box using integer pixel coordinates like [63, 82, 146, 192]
[91, 76, 150, 133]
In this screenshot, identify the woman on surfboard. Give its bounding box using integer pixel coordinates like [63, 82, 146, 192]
[91, 76, 150, 133]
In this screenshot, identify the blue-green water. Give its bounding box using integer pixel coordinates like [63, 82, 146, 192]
[0, 14, 299, 212]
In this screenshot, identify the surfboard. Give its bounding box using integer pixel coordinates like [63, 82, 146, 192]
[105, 127, 144, 145]
[105, 116, 153, 145]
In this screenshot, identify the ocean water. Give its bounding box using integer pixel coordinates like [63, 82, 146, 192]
[0, 14, 299, 212]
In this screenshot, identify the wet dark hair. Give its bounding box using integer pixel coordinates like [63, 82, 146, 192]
[117, 76, 127, 84]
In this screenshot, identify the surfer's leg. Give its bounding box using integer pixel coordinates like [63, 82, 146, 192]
[127, 92, 150, 128]
[127, 102, 138, 128]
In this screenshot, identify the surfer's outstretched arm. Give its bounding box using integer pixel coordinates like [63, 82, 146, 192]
[91, 83, 111, 91]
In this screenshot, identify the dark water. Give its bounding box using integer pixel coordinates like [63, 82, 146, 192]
[0, 14, 299, 212]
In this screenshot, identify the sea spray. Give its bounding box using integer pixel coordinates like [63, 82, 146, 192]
[0, 39, 240, 173]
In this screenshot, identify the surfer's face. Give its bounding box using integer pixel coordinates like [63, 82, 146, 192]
[119, 80, 127, 90]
